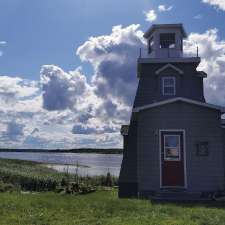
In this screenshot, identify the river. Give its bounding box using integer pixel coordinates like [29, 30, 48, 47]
[0, 152, 122, 177]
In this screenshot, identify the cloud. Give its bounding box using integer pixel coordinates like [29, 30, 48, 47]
[40, 65, 90, 111]
[1, 24, 225, 149]
[3, 121, 25, 141]
[0, 41, 6, 45]
[0, 41, 7, 57]
[194, 14, 202, 19]
[202, 0, 225, 11]
[144, 10, 157, 22]
[158, 5, 173, 12]
[0, 76, 39, 103]
[72, 124, 97, 135]
[77, 24, 144, 110]
[184, 29, 225, 106]
[31, 128, 39, 135]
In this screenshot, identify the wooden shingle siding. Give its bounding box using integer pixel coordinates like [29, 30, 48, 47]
[119, 119, 138, 197]
[137, 102, 224, 192]
[134, 63, 205, 108]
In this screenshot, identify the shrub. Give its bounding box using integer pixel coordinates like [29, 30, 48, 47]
[0, 180, 15, 192]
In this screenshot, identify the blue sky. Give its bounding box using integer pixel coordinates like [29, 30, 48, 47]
[1, 0, 225, 79]
[0, 0, 225, 149]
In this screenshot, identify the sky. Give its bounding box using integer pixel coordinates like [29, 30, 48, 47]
[0, 0, 225, 149]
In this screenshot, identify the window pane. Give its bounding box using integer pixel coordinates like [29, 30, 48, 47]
[164, 78, 174, 86]
[164, 87, 175, 95]
[165, 147, 179, 159]
[165, 135, 179, 148]
[164, 135, 180, 160]
[160, 33, 175, 49]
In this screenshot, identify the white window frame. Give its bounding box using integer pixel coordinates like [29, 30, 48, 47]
[162, 76, 176, 96]
[164, 134, 181, 161]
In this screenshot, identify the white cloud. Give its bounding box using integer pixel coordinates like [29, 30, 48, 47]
[184, 29, 225, 106]
[158, 5, 173, 12]
[144, 10, 157, 22]
[1, 24, 225, 149]
[77, 24, 144, 110]
[194, 14, 202, 19]
[0, 41, 7, 57]
[40, 65, 92, 111]
[202, 0, 225, 11]
[0, 41, 7, 46]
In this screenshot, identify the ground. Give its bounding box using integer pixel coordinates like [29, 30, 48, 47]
[0, 158, 225, 225]
[0, 190, 225, 225]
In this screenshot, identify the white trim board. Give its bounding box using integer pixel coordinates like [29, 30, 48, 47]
[133, 97, 225, 114]
[155, 63, 184, 75]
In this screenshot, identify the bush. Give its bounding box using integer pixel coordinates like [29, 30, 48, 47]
[0, 158, 118, 194]
[0, 180, 15, 192]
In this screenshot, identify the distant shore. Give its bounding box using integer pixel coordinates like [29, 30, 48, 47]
[0, 148, 123, 154]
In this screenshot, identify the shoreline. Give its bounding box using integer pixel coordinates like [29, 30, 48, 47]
[0, 149, 123, 154]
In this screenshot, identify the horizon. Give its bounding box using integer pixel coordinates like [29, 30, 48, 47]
[0, 0, 225, 149]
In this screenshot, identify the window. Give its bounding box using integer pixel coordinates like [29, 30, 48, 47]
[148, 36, 154, 54]
[164, 135, 180, 161]
[162, 77, 176, 96]
[160, 33, 175, 49]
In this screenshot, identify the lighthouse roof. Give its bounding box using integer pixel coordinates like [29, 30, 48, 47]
[144, 23, 187, 39]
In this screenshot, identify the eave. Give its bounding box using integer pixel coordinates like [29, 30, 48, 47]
[133, 97, 225, 114]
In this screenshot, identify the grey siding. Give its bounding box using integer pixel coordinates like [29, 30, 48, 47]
[223, 128, 225, 189]
[119, 118, 138, 197]
[137, 102, 224, 193]
[134, 63, 205, 108]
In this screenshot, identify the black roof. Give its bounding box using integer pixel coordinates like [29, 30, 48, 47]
[144, 23, 187, 39]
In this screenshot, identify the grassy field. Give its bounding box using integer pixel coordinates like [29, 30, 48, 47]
[0, 158, 117, 192]
[0, 190, 225, 225]
[1, 158, 225, 225]
[0, 158, 64, 180]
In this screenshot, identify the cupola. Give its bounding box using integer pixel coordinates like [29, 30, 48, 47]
[144, 24, 187, 58]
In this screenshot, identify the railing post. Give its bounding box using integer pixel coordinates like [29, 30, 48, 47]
[197, 46, 199, 57]
[139, 48, 142, 58]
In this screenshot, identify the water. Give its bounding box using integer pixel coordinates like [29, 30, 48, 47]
[0, 152, 122, 177]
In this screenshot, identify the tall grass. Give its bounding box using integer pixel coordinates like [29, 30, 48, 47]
[0, 158, 118, 192]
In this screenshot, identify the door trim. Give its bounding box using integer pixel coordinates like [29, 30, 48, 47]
[159, 129, 187, 189]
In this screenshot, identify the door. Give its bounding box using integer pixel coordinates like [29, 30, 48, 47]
[160, 130, 185, 188]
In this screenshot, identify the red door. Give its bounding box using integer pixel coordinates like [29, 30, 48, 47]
[161, 131, 185, 187]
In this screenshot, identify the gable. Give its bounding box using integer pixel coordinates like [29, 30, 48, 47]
[133, 97, 225, 114]
[155, 63, 184, 75]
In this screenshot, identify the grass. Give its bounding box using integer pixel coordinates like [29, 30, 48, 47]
[1, 158, 225, 225]
[0, 158, 64, 191]
[0, 190, 225, 225]
[0, 158, 64, 180]
[0, 158, 117, 192]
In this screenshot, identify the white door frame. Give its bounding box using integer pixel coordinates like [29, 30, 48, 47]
[159, 129, 187, 189]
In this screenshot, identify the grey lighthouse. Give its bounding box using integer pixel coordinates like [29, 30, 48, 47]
[119, 24, 225, 199]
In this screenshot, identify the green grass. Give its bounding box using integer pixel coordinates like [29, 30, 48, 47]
[0, 158, 64, 180]
[0, 158, 117, 192]
[1, 158, 225, 225]
[0, 190, 225, 225]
